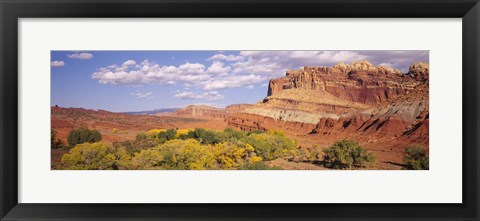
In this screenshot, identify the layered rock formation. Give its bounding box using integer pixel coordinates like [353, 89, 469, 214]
[226, 60, 429, 145]
[175, 105, 226, 118]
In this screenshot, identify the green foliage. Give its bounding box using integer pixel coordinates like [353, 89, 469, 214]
[185, 128, 222, 145]
[323, 140, 375, 169]
[61, 142, 116, 170]
[403, 145, 429, 170]
[135, 132, 148, 141]
[112, 138, 157, 156]
[247, 130, 265, 135]
[51, 129, 65, 148]
[294, 145, 321, 162]
[158, 129, 177, 141]
[67, 128, 102, 146]
[223, 128, 247, 140]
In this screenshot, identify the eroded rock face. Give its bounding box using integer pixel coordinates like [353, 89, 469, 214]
[227, 61, 429, 145]
[408, 62, 429, 81]
[176, 105, 226, 118]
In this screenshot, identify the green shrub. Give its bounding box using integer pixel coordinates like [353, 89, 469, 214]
[403, 145, 429, 170]
[112, 139, 157, 156]
[223, 128, 247, 140]
[51, 129, 65, 148]
[247, 130, 265, 135]
[323, 140, 375, 169]
[135, 132, 148, 141]
[190, 128, 222, 145]
[67, 128, 102, 146]
[294, 145, 321, 162]
[158, 129, 177, 141]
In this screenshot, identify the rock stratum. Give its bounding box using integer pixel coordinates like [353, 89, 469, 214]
[226, 60, 429, 147]
[175, 105, 227, 118]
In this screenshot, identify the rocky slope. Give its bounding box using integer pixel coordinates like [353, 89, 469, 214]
[226, 60, 429, 146]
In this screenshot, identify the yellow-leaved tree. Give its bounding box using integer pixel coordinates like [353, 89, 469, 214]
[61, 142, 116, 170]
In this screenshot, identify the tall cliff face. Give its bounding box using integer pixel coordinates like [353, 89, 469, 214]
[227, 61, 429, 145]
[268, 60, 425, 105]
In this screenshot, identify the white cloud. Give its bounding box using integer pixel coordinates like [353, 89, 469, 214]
[51, 60, 65, 67]
[246, 85, 254, 89]
[67, 52, 93, 60]
[122, 60, 136, 66]
[208, 54, 244, 62]
[261, 83, 268, 87]
[174, 91, 224, 100]
[206, 61, 230, 76]
[203, 74, 264, 90]
[91, 51, 428, 90]
[131, 92, 154, 99]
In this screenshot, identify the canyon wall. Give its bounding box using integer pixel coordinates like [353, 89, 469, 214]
[226, 60, 429, 145]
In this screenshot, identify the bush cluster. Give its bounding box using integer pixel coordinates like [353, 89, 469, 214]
[51, 129, 65, 148]
[322, 140, 375, 169]
[67, 128, 102, 146]
[60, 128, 297, 170]
[59, 127, 381, 170]
[403, 145, 429, 170]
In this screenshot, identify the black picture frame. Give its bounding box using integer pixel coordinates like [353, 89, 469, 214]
[1, 0, 479, 220]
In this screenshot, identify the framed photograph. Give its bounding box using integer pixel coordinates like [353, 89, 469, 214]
[1, 0, 479, 220]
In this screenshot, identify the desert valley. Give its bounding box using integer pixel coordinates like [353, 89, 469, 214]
[52, 60, 429, 170]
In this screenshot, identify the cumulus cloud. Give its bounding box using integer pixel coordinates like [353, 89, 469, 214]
[208, 54, 244, 62]
[51, 60, 65, 67]
[131, 92, 154, 99]
[122, 60, 136, 66]
[91, 51, 428, 90]
[174, 91, 224, 100]
[206, 61, 230, 76]
[203, 74, 264, 90]
[67, 52, 93, 60]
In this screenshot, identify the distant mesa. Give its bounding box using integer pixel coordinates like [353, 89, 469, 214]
[175, 105, 226, 118]
[123, 108, 180, 115]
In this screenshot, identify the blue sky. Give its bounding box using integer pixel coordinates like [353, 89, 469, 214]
[51, 50, 428, 112]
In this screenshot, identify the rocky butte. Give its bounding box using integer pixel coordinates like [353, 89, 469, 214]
[226, 60, 429, 148]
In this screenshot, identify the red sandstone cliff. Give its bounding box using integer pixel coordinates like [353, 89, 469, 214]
[226, 60, 429, 146]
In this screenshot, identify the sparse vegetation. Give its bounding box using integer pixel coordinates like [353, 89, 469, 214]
[403, 145, 429, 170]
[322, 140, 375, 169]
[58, 127, 381, 170]
[59, 128, 300, 170]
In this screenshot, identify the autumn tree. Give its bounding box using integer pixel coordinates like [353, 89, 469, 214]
[61, 142, 115, 170]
